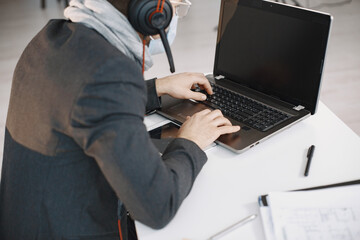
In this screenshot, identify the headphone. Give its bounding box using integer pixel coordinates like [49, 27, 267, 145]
[128, 0, 175, 73]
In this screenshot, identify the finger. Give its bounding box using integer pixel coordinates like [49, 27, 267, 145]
[195, 109, 212, 116]
[212, 116, 232, 127]
[217, 125, 241, 135]
[206, 109, 223, 120]
[195, 77, 213, 95]
[186, 91, 207, 101]
[187, 73, 213, 95]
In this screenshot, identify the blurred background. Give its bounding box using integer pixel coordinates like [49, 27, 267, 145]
[0, 0, 359, 164]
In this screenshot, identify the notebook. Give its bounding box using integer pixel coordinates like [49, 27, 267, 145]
[157, 0, 332, 153]
[258, 180, 360, 240]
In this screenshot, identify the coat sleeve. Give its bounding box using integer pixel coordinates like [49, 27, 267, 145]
[70, 57, 207, 229]
[145, 78, 161, 114]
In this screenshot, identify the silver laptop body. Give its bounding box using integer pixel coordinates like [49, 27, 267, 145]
[157, 0, 332, 153]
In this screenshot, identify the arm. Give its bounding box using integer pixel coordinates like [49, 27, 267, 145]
[146, 72, 214, 114]
[70, 58, 207, 229]
[145, 78, 161, 114]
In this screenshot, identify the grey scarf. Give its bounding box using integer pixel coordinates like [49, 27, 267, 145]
[64, 0, 153, 71]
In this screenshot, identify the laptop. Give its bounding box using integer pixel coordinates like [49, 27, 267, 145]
[157, 0, 332, 153]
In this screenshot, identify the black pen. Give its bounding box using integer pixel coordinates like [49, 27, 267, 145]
[304, 145, 315, 177]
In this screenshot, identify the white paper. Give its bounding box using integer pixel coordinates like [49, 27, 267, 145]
[265, 185, 360, 240]
[144, 114, 170, 131]
[259, 206, 276, 240]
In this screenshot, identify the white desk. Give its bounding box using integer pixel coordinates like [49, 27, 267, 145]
[136, 101, 360, 240]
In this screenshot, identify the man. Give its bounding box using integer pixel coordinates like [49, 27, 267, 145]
[0, 0, 240, 239]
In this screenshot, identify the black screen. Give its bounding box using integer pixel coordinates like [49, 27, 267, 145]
[214, 0, 331, 114]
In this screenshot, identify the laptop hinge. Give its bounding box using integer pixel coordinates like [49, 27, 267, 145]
[215, 75, 225, 80]
[293, 105, 305, 111]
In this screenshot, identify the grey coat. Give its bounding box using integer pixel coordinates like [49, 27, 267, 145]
[0, 20, 207, 240]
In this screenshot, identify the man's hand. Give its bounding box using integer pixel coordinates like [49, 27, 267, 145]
[177, 109, 241, 150]
[155, 73, 213, 101]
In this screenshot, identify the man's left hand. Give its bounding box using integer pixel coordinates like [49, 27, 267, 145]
[155, 72, 213, 101]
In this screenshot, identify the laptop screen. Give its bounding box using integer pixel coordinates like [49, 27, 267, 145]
[214, 0, 331, 114]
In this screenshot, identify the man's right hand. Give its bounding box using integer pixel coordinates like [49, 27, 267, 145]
[176, 109, 241, 150]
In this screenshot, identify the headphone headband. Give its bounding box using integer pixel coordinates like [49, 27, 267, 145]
[128, 0, 175, 73]
[128, 0, 173, 36]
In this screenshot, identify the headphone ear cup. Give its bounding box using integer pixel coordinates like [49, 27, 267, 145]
[128, 0, 173, 36]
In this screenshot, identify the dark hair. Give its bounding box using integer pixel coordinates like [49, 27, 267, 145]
[107, 0, 131, 16]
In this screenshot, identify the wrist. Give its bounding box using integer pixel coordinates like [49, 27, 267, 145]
[177, 137, 203, 150]
[155, 78, 166, 97]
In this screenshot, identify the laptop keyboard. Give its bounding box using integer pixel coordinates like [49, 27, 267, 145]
[201, 83, 291, 132]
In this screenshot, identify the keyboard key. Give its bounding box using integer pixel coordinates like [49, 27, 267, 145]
[202, 83, 291, 131]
